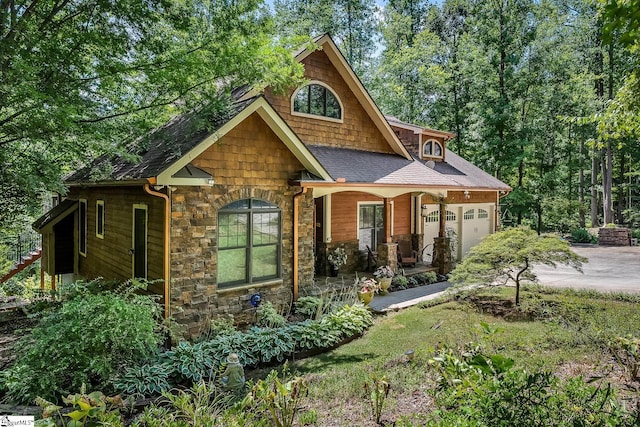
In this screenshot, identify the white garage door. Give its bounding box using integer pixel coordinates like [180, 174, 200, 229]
[422, 206, 459, 263]
[461, 205, 493, 256]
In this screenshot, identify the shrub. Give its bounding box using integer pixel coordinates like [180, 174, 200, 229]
[571, 228, 597, 243]
[294, 296, 322, 319]
[114, 362, 173, 397]
[391, 275, 408, 291]
[1, 286, 162, 404]
[256, 301, 287, 328]
[413, 272, 437, 285]
[207, 315, 237, 339]
[609, 335, 640, 382]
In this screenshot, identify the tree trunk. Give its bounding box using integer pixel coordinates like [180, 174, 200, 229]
[579, 139, 586, 228]
[591, 150, 600, 227]
[602, 39, 615, 225]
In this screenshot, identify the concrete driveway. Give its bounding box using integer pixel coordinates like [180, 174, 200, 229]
[533, 245, 640, 293]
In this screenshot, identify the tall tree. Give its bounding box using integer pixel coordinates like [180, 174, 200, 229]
[0, 0, 304, 228]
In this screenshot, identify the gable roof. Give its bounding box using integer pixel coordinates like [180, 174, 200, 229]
[66, 96, 333, 185]
[290, 34, 414, 161]
[33, 199, 78, 232]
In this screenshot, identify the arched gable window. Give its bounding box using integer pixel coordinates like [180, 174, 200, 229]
[218, 199, 281, 287]
[423, 139, 443, 159]
[292, 82, 342, 121]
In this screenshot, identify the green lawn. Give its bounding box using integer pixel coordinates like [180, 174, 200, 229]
[287, 287, 640, 425]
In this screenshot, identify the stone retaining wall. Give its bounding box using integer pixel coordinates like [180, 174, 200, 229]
[598, 227, 631, 246]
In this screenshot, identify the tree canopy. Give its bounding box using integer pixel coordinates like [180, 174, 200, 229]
[449, 227, 586, 305]
[0, 0, 305, 229]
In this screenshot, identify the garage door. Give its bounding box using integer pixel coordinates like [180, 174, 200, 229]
[422, 206, 459, 262]
[461, 205, 493, 256]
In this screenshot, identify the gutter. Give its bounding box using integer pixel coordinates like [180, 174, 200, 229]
[292, 187, 308, 301]
[143, 182, 171, 319]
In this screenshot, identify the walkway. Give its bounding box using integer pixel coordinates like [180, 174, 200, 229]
[368, 281, 453, 313]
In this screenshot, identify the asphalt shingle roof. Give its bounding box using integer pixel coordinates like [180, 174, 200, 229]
[306, 145, 461, 187]
[66, 93, 256, 183]
[434, 150, 511, 190]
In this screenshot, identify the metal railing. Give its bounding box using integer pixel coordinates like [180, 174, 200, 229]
[1, 231, 42, 267]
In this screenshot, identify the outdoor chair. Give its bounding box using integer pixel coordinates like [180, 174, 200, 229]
[397, 240, 418, 268]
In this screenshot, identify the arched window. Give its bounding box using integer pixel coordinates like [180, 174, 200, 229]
[292, 83, 342, 120]
[425, 211, 440, 223]
[423, 139, 443, 159]
[463, 209, 474, 220]
[218, 199, 281, 287]
[446, 210, 457, 221]
[478, 209, 489, 219]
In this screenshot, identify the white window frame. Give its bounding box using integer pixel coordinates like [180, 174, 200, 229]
[290, 80, 344, 123]
[357, 201, 394, 251]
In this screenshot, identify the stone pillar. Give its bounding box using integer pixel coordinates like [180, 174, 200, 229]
[432, 237, 452, 274]
[377, 243, 398, 271]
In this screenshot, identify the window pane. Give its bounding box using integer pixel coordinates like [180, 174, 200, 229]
[478, 209, 489, 219]
[310, 84, 325, 116]
[360, 205, 374, 228]
[252, 245, 278, 279]
[253, 212, 279, 245]
[219, 213, 248, 248]
[326, 91, 341, 118]
[97, 202, 104, 235]
[374, 205, 384, 228]
[218, 248, 247, 284]
[252, 199, 277, 209]
[433, 142, 442, 156]
[359, 228, 374, 251]
[293, 87, 309, 113]
[464, 209, 474, 220]
[424, 142, 432, 156]
[223, 199, 249, 210]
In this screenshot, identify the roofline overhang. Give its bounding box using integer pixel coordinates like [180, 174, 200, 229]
[66, 179, 151, 187]
[386, 117, 456, 140]
[299, 182, 462, 198]
[155, 97, 333, 185]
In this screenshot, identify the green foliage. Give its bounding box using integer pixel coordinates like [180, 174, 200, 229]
[114, 362, 173, 397]
[413, 272, 438, 285]
[256, 301, 287, 328]
[132, 380, 233, 427]
[427, 346, 635, 426]
[297, 409, 318, 425]
[2, 285, 162, 404]
[363, 373, 391, 425]
[391, 275, 408, 290]
[450, 227, 586, 304]
[207, 315, 237, 339]
[34, 384, 127, 427]
[541, 197, 586, 234]
[116, 303, 374, 395]
[609, 336, 640, 382]
[294, 296, 323, 319]
[570, 227, 597, 243]
[242, 367, 308, 427]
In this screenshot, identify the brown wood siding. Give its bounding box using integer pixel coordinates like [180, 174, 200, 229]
[447, 191, 498, 204]
[393, 127, 419, 153]
[66, 187, 165, 282]
[264, 50, 394, 154]
[192, 113, 304, 184]
[330, 192, 412, 241]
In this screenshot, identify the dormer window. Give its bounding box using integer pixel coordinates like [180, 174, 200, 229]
[423, 139, 443, 159]
[292, 82, 342, 122]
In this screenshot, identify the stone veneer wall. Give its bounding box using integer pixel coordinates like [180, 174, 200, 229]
[598, 227, 631, 246]
[170, 186, 314, 338]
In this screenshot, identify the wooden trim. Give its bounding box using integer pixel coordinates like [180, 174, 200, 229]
[78, 199, 87, 257]
[323, 195, 332, 243]
[96, 200, 105, 239]
[421, 139, 444, 161]
[132, 204, 148, 280]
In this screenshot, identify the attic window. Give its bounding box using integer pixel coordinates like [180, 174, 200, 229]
[422, 139, 443, 159]
[292, 82, 342, 122]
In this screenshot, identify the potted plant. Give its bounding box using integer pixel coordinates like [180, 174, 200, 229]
[327, 247, 347, 276]
[356, 276, 379, 305]
[373, 265, 394, 294]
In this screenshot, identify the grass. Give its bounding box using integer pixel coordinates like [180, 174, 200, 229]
[285, 287, 640, 425]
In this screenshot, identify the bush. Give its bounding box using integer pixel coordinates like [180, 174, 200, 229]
[294, 296, 322, 319]
[570, 227, 597, 243]
[1, 284, 162, 404]
[256, 301, 287, 328]
[391, 275, 408, 291]
[414, 272, 437, 285]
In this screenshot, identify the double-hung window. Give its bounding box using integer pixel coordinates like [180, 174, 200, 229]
[218, 199, 281, 287]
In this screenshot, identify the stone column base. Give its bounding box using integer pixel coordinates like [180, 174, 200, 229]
[432, 237, 452, 274]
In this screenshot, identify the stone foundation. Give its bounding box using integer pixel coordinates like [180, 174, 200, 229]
[376, 243, 398, 272]
[598, 227, 631, 246]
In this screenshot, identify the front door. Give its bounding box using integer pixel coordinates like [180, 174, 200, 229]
[132, 204, 147, 279]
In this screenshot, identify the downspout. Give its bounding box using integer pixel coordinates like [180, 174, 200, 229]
[292, 187, 308, 302]
[144, 183, 171, 319]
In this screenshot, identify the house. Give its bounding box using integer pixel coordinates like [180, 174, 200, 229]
[33, 34, 510, 337]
